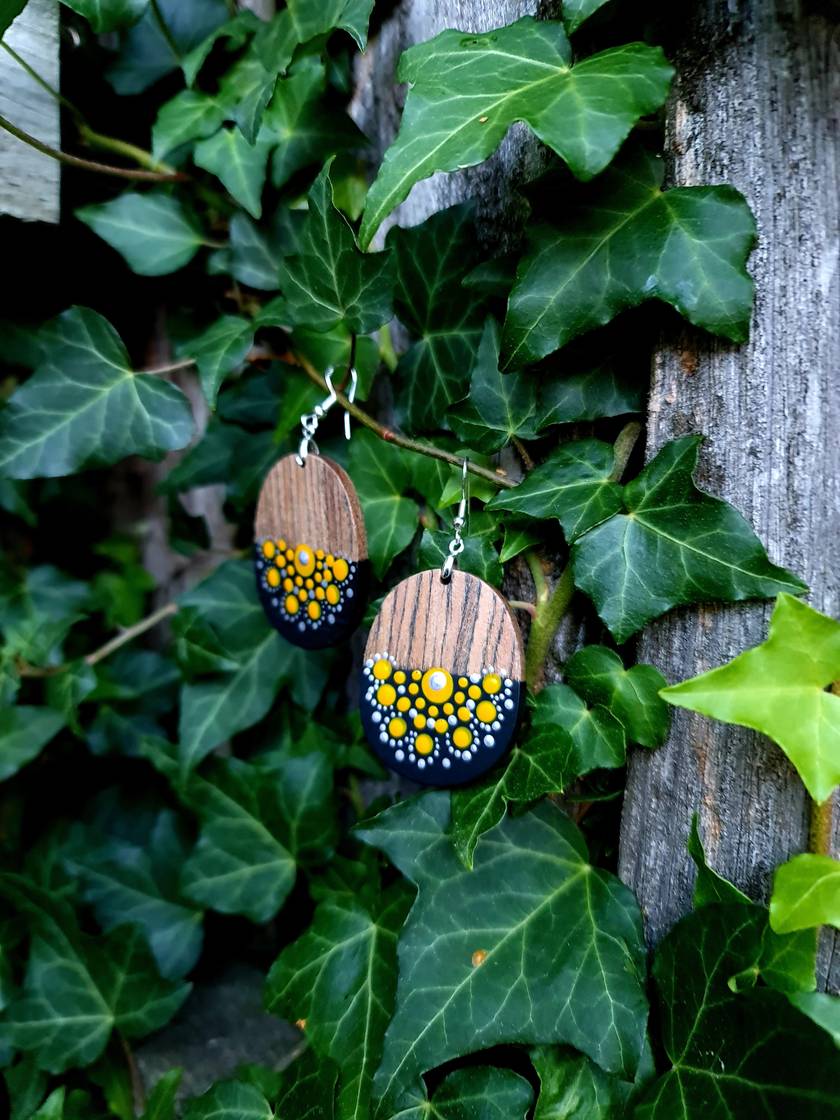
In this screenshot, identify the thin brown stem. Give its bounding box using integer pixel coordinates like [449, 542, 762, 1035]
[512, 436, 535, 471]
[120, 1034, 146, 1114]
[508, 600, 537, 619]
[0, 114, 186, 181]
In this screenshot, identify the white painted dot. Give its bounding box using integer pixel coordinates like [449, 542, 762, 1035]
[398, 685, 406, 694]
[417, 759, 426, 769]
[346, 588, 354, 598]
[483, 734, 495, 747]
[469, 673, 480, 683]
[504, 698, 514, 710]
[467, 699, 476, 710]
[372, 711, 381, 724]
[395, 749, 405, 761]
[442, 758, 451, 769]
[492, 721, 501, 731]
[429, 670, 447, 691]
[409, 708, 417, 719]
[379, 732, 389, 743]
[365, 659, 373, 667]
[505, 678, 512, 687]
[448, 715, 457, 726]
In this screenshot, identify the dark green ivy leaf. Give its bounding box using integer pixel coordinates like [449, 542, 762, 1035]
[488, 439, 622, 542]
[225, 213, 282, 291]
[151, 90, 225, 160]
[275, 1049, 337, 1120]
[178, 315, 255, 408]
[280, 163, 393, 336]
[0, 308, 194, 479]
[182, 1080, 272, 1120]
[360, 18, 673, 246]
[503, 146, 756, 368]
[77, 194, 207, 276]
[217, 53, 278, 145]
[531, 1044, 631, 1120]
[388, 203, 486, 430]
[572, 436, 807, 643]
[265, 882, 412, 1120]
[348, 431, 418, 578]
[564, 645, 671, 748]
[358, 794, 647, 1116]
[535, 359, 643, 427]
[0, 1, 28, 38]
[60, 0, 148, 34]
[418, 525, 503, 587]
[107, 0, 228, 95]
[181, 9, 260, 87]
[0, 708, 65, 783]
[193, 128, 272, 219]
[562, 0, 613, 34]
[393, 1067, 533, 1120]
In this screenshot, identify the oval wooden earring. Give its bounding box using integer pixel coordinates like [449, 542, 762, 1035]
[253, 370, 368, 650]
[360, 462, 524, 786]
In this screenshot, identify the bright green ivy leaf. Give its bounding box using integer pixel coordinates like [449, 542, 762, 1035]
[280, 163, 393, 335]
[564, 645, 670, 748]
[77, 193, 206, 276]
[140, 1070, 182, 1120]
[263, 60, 365, 189]
[358, 794, 647, 1116]
[182, 1080, 272, 1120]
[770, 853, 840, 934]
[788, 992, 840, 1048]
[151, 90, 225, 160]
[388, 203, 486, 430]
[499, 522, 539, 563]
[662, 593, 837, 803]
[360, 18, 673, 246]
[449, 320, 538, 451]
[194, 128, 272, 219]
[265, 882, 411, 1120]
[531, 683, 626, 776]
[348, 430, 418, 578]
[634, 903, 840, 1118]
[0, 308, 194, 479]
[0, 877, 189, 1074]
[503, 146, 756, 367]
[488, 439, 622, 542]
[393, 1067, 533, 1120]
[60, 0, 148, 33]
[573, 436, 806, 644]
[0, 708, 65, 783]
[531, 1045, 630, 1120]
[562, 0, 612, 34]
[178, 316, 255, 408]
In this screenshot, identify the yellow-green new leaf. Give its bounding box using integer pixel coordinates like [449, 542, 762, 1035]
[360, 17, 673, 246]
[770, 854, 840, 934]
[662, 594, 840, 803]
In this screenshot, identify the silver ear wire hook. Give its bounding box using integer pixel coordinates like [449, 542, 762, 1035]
[343, 367, 358, 441]
[296, 366, 340, 466]
[441, 457, 468, 583]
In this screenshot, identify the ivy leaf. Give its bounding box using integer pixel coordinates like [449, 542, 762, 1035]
[418, 527, 503, 587]
[488, 439, 622, 542]
[194, 128, 272, 219]
[275, 1049, 337, 1120]
[263, 60, 365, 190]
[4, 1057, 49, 1120]
[0, 1, 27, 38]
[265, 883, 412, 1120]
[530, 1045, 630, 1120]
[181, 10, 259, 87]
[564, 645, 670, 748]
[789, 992, 840, 1047]
[536, 359, 643, 427]
[226, 213, 281, 291]
[60, 0, 148, 33]
[562, 0, 612, 34]
[107, 0, 228, 95]
[360, 18, 673, 246]
[256, 732, 338, 865]
[687, 815, 750, 908]
[140, 1070, 182, 1120]
[770, 854, 840, 934]
[0, 708, 64, 783]
[0, 308, 194, 479]
[389, 203, 486, 430]
[394, 1067, 533, 1120]
[0, 877, 189, 1073]
[449, 320, 538, 451]
[348, 431, 418, 578]
[531, 683, 626, 776]
[635, 904, 840, 1118]
[175, 758, 297, 924]
[502, 147, 756, 367]
[183, 1081, 272, 1120]
[77, 194, 206, 276]
[280, 164, 393, 335]
[285, 0, 374, 51]
[358, 793, 647, 1116]
[217, 54, 278, 145]
[573, 437, 806, 645]
[178, 316, 255, 408]
[151, 91, 225, 160]
[662, 593, 838, 803]
[66, 810, 203, 980]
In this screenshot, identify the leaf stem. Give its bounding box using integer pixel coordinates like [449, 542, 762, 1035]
[120, 1033, 147, 1114]
[0, 113, 186, 181]
[525, 564, 574, 692]
[143, 357, 198, 377]
[610, 420, 642, 481]
[77, 122, 179, 176]
[508, 599, 537, 619]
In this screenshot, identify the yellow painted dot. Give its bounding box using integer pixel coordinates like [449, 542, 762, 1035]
[397, 696, 410, 712]
[468, 685, 482, 700]
[316, 549, 325, 559]
[332, 557, 349, 582]
[266, 567, 280, 588]
[326, 584, 340, 606]
[412, 670, 422, 681]
[408, 682, 419, 695]
[377, 684, 397, 706]
[443, 703, 454, 715]
[413, 714, 426, 730]
[483, 674, 503, 694]
[394, 671, 406, 684]
[286, 566, 295, 577]
[308, 600, 321, 621]
[428, 705, 439, 718]
[476, 701, 497, 724]
[454, 691, 465, 704]
[277, 539, 286, 551]
[458, 677, 468, 687]
[373, 659, 392, 681]
[453, 727, 472, 749]
[295, 544, 316, 577]
[415, 734, 434, 755]
[316, 586, 325, 600]
[322, 569, 333, 583]
[286, 548, 294, 560]
[415, 697, 426, 710]
[422, 667, 454, 703]
[326, 554, 335, 565]
[458, 706, 472, 723]
[434, 718, 448, 734]
[285, 595, 299, 615]
[388, 717, 407, 739]
[305, 578, 314, 590]
[298, 589, 308, 602]
[295, 575, 303, 586]
[283, 578, 294, 592]
[262, 540, 276, 559]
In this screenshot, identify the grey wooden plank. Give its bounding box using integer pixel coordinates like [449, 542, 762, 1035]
[617, 1, 840, 991]
[0, 0, 60, 223]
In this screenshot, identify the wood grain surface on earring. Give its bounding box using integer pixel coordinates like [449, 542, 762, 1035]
[254, 453, 368, 649]
[361, 569, 524, 786]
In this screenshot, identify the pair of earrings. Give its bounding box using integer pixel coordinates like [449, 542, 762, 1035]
[253, 369, 524, 788]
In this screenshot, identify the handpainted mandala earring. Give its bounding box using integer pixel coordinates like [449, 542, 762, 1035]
[361, 460, 524, 786]
[253, 368, 368, 649]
